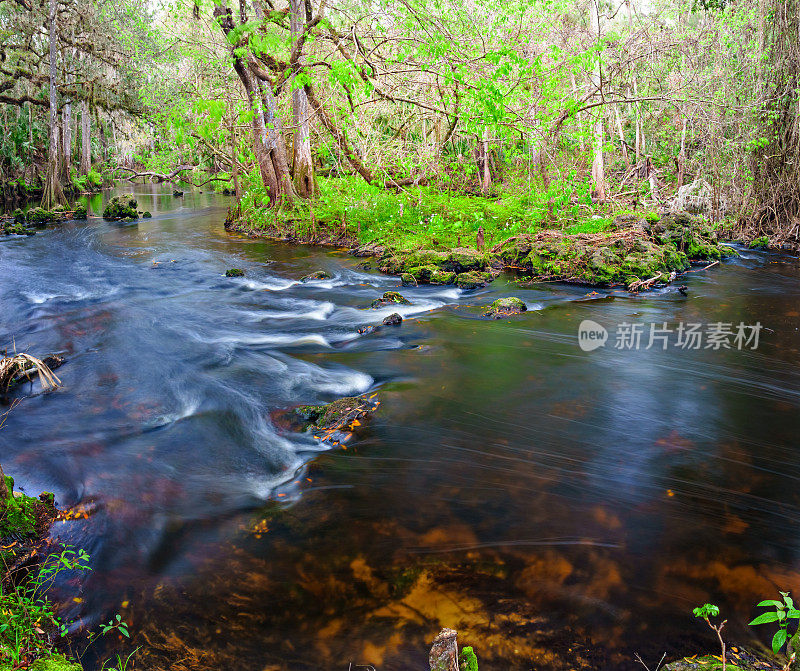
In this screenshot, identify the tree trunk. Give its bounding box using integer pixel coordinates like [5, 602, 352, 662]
[99, 114, 108, 162]
[0, 463, 8, 511]
[474, 129, 491, 195]
[614, 104, 631, 169]
[41, 0, 66, 209]
[80, 100, 91, 175]
[676, 114, 687, 189]
[290, 0, 317, 198]
[589, 0, 606, 203]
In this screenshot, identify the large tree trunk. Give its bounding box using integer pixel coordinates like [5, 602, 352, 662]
[290, 0, 317, 198]
[214, 2, 295, 208]
[41, 0, 66, 209]
[80, 100, 91, 175]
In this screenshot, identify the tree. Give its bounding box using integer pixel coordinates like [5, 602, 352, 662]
[290, 0, 317, 198]
[41, 0, 66, 209]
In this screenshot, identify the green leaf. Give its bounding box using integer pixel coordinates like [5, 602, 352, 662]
[756, 600, 783, 608]
[772, 628, 788, 653]
[750, 611, 781, 625]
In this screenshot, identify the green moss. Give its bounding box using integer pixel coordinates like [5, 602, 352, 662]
[143, 211, 152, 218]
[225, 268, 245, 277]
[27, 207, 57, 226]
[2, 654, 83, 671]
[459, 646, 479, 671]
[371, 291, 410, 308]
[1, 475, 39, 538]
[102, 195, 139, 221]
[748, 235, 769, 249]
[73, 203, 87, 220]
[430, 269, 455, 284]
[300, 270, 331, 281]
[483, 297, 527, 318]
[455, 271, 490, 289]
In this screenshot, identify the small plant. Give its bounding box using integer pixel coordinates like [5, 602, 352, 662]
[749, 591, 800, 668]
[459, 645, 478, 671]
[693, 603, 727, 671]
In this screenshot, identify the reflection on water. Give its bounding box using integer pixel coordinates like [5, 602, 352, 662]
[2, 186, 800, 670]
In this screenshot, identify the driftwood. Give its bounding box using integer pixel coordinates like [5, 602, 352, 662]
[115, 165, 231, 188]
[0, 354, 62, 394]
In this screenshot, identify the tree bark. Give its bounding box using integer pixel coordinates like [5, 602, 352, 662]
[290, 0, 317, 198]
[214, 2, 295, 207]
[474, 129, 491, 195]
[80, 100, 91, 175]
[589, 0, 606, 203]
[41, 0, 66, 209]
[0, 463, 8, 511]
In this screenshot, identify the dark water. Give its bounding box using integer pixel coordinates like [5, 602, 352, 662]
[3, 185, 800, 670]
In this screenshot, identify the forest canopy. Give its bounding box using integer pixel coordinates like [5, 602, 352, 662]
[1, 0, 797, 245]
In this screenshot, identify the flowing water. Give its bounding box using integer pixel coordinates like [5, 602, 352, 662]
[3, 186, 800, 670]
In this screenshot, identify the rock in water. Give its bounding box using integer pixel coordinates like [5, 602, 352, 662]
[382, 313, 402, 326]
[483, 297, 527, 319]
[225, 268, 244, 277]
[102, 195, 139, 221]
[429, 628, 459, 671]
[301, 270, 331, 282]
[370, 291, 410, 308]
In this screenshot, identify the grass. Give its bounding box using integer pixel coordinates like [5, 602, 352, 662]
[235, 172, 658, 252]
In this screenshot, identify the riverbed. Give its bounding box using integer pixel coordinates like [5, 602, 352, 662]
[2, 186, 800, 670]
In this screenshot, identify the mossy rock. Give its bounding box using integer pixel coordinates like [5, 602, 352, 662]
[446, 247, 487, 272]
[430, 269, 455, 284]
[173, 189, 184, 197]
[1, 475, 38, 538]
[143, 211, 152, 218]
[400, 273, 417, 286]
[483, 297, 527, 319]
[382, 312, 402, 326]
[12, 208, 25, 224]
[370, 291, 410, 308]
[27, 207, 56, 226]
[748, 235, 769, 249]
[2, 223, 35, 236]
[225, 268, 245, 277]
[102, 195, 138, 221]
[497, 237, 533, 265]
[301, 270, 331, 282]
[287, 396, 379, 432]
[0, 654, 82, 671]
[459, 646, 479, 671]
[455, 271, 490, 289]
[612, 214, 647, 230]
[73, 204, 87, 220]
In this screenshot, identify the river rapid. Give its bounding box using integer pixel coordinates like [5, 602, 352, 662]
[2, 185, 800, 670]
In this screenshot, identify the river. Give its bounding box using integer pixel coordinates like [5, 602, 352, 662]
[2, 185, 800, 670]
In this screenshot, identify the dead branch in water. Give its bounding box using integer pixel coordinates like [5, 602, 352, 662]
[0, 354, 62, 394]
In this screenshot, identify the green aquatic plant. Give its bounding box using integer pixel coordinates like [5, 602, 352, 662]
[693, 603, 727, 671]
[749, 591, 800, 667]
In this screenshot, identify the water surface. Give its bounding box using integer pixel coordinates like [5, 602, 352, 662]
[2, 186, 800, 670]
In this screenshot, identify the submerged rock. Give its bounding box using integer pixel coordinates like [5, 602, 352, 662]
[225, 268, 245, 277]
[103, 195, 139, 221]
[483, 297, 527, 319]
[301, 270, 331, 282]
[370, 291, 410, 308]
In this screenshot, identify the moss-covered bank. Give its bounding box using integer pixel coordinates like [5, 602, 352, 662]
[1, 471, 81, 671]
[228, 193, 735, 290]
